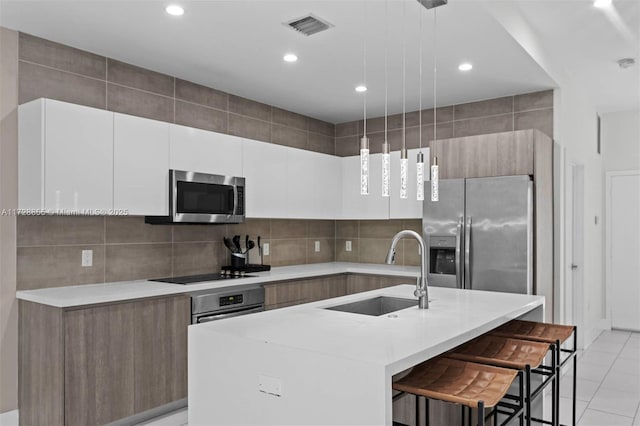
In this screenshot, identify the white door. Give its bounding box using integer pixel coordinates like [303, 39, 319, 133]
[113, 114, 169, 215]
[608, 171, 640, 331]
[565, 161, 585, 346]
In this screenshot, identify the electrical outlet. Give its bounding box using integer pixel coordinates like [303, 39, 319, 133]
[314, 240, 320, 252]
[263, 243, 270, 256]
[346, 241, 352, 252]
[81, 250, 93, 267]
[258, 375, 283, 397]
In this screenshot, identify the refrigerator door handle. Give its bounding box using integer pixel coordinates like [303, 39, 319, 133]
[455, 217, 464, 289]
[464, 217, 472, 289]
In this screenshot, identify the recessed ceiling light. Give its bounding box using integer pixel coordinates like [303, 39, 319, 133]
[458, 63, 473, 71]
[593, 0, 612, 8]
[355, 85, 367, 93]
[165, 5, 184, 16]
[283, 53, 298, 63]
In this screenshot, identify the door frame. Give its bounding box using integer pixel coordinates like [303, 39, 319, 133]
[605, 170, 640, 330]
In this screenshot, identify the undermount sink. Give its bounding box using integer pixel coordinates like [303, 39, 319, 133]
[325, 296, 416, 316]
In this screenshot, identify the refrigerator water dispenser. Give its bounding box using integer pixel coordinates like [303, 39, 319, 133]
[429, 236, 456, 275]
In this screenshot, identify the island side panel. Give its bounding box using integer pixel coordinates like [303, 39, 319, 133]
[188, 326, 387, 426]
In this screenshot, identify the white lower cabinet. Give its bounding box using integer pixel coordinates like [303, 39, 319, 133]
[113, 114, 169, 216]
[19, 98, 114, 212]
[169, 124, 243, 176]
[340, 153, 389, 219]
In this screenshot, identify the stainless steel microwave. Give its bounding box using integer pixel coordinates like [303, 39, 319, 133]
[145, 170, 245, 224]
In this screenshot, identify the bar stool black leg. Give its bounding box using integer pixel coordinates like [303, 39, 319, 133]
[552, 342, 559, 426]
[416, 395, 420, 426]
[572, 330, 577, 426]
[425, 398, 429, 426]
[478, 401, 485, 426]
[525, 365, 531, 426]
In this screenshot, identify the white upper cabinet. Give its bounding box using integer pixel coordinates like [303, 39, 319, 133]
[389, 147, 430, 219]
[286, 148, 341, 219]
[242, 139, 288, 218]
[169, 124, 243, 176]
[113, 113, 169, 215]
[242, 140, 341, 219]
[19, 98, 114, 211]
[340, 153, 389, 219]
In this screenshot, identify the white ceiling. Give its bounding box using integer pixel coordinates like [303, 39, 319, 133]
[0, 1, 636, 123]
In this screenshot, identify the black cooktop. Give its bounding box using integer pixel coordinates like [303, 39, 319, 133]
[150, 273, 254, 285]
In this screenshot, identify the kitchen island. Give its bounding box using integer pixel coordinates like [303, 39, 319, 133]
[188, 284, 544, 426]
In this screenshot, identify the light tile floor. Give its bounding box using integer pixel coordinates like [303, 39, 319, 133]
[139, 330, 640, 426]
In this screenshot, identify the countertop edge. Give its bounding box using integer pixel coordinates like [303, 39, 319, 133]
[15, 262, 420, 308]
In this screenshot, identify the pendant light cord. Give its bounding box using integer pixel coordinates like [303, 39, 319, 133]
[402, 0, 406, 153]
[419, 3, 423, 151]
[384, 0, 388, 142]
[363, 0, 367, 137]
[433, 9, 437, 143]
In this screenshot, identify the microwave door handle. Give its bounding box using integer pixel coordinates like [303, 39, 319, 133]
[455, 217, 463, 289]
[231, 187, 237, 216]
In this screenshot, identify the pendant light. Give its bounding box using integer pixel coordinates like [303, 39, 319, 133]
[416, 3, 425, 201]
[399, 0, 408, 200]
[430, 8, 439, 202]
[381, 0, 390, 197]
[359, 2, 369, 196]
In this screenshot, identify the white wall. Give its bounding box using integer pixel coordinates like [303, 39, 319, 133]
[483, 2, 607, 347]
[602, 109, 640, 173]
[601, 109, 640, 329]
[553, 86, 605, 347]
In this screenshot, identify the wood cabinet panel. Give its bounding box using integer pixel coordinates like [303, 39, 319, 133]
[18, 301, 64, 426]
[346, 274, 412, 294]
[64, 303, 135, 426]
[431, 131, 533, 179]
[133, 295, 190, 413]
[265, 275, 348, 309]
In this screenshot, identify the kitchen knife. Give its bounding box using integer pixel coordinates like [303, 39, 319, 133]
[257, 236, 262, 265]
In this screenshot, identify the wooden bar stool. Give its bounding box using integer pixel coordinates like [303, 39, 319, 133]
[491, 320, 578, 426]
[392, 357, 522, 426]
[446, 335, 553, 426]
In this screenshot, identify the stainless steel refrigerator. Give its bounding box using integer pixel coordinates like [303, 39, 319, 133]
[423, 175, 533, 294]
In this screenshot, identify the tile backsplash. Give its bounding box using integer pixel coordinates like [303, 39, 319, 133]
[16, 216, 339, 290]
[334, 90, 554, 157]
[17, 32, 335, 155]
[16, 216, 423, 290]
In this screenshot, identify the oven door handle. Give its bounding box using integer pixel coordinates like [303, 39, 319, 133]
[195, 305, 264, 323]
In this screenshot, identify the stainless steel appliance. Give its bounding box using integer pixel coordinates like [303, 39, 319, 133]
[145, 170, 245, 224]
[423, 175, 533, 294]
[190, 285, 265, 324]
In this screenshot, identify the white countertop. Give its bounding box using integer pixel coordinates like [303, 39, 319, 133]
[188, 285, 544, 425]
[192, 284, 544, 375]
[15, 262, 420, 308]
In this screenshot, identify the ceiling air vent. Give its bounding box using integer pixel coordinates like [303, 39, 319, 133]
[285, 14, 333, 36]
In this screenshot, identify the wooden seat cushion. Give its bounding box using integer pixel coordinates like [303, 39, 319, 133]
[490, 320, 575, 344]
[392, 358, 518, 409]
[447, 335, 550, 370]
